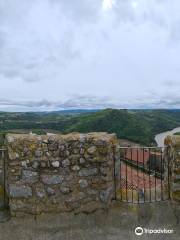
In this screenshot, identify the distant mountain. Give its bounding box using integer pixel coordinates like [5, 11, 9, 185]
[51, 109, 100, 115]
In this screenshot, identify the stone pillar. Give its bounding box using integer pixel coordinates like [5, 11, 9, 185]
[164, 135, 180, 202]
[5, 133, 117, 216]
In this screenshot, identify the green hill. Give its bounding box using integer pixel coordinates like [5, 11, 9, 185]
[0, 109, 180, 145]
[63, 109, 180, 145]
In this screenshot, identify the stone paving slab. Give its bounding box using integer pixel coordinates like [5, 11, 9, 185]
[0, 202, 179, 240]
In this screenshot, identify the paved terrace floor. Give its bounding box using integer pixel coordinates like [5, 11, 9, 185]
[0, 201, 179, 240]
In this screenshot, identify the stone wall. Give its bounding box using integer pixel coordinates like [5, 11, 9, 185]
[164, 135, 180, 202]
[5, 133, 117, 216]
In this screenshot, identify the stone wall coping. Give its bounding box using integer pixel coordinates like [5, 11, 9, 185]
[164, 135, 180, 148]
[6, 132, 117, 144]
[164, 135, 180, 202]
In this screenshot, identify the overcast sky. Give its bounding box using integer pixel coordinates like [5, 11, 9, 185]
[0, 0, 180, 111]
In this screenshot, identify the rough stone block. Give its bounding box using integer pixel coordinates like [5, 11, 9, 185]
[32, 161, 39, 169]
[22, 170, 39, 183]
[174, 174, 180, 181]
[79, 179, 88, 188]
[79, 157, 86, 164]
[62, 159, 70, 167]
[46, 187, 55, 196]
[60, 184, 71, 194]
[172, 192, 180, 201]
[87, 146, 97, 155]
[172, 182, 180, 192]
[41, 175, 64, 185]
[9, 184, 32, 198]
[72, 165, 80, 171]
[51, 161, 60, 168]
[35, 184, 46, 198]
[99, 187, 113, 203]
[78, 168, 98, 177]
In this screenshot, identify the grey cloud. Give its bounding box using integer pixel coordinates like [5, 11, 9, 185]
[1, 0, 179, 84]
[0, 96, 116, 109]
[58, 95, 117, 109]
[0, 99, 52, 108]
[0, 0, 180, 111]
[169, 20, 180, 43]
[0, 0, 86, 82]
[58, 0, 102, 23]
[1, 91, 180, 110]
[114, 0, 135, 23]
[112, 0, 180, 45]
[132, 89, 180, 109]
[163, 80, 180, 87]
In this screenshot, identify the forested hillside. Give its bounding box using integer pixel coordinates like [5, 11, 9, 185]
[0, 109, 180, 145]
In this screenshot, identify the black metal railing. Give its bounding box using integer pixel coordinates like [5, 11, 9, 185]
[0, 148, 8, 210]
[113, 146, 171, 203]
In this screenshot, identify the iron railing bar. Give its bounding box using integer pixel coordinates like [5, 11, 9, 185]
[167, 147, 171, 200]
[120, 149, 122, 201]
[113, 145, 117, 200]
[137, 149, 139, 203]
[131, 148, 133, 203]
[155, 149, 157, 202]
[160, 148, 163, 201]
[125, 150, 128, 202]
[149, 148, 151, 202]
[143, 148, 145, 203]
[1, 149, 5, 208]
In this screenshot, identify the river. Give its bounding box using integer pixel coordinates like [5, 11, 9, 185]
[155, 127, 180, 147]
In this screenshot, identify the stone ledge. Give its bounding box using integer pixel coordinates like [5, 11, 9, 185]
[164, 135, 180, 203]
[165, 135, 180, 148]
[6, 132, 118, 145]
